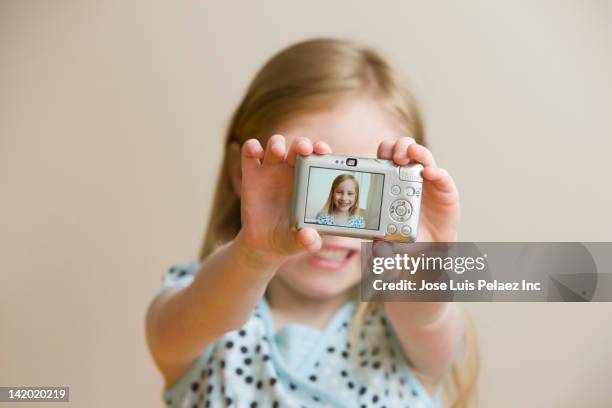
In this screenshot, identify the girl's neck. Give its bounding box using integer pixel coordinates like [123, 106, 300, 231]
[266, 279, 354, 331]
[333, 209, 350, 219]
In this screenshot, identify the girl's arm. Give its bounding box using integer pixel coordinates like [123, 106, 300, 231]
[146, 135, 328, 388]
[146, 233, 281, 388]
[384, 302, 461, 392]
[376, 137, 462, 392]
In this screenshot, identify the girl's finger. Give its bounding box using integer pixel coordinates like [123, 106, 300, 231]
[263, 134, 287, 164]
[286, 137, 313, 166]
[407, 143, 436, 167]
[422, 166, 457, 195]
[241, 139, 264, 175]
[313, 140, 332, 155]
[377, 139, 395, 160]
[392, 137, 416, 165]
[296, 228, 322, 252]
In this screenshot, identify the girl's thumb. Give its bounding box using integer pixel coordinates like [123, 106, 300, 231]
[295, 228, 322, 253]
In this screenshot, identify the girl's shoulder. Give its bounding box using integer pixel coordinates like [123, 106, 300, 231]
[159, 260, 201, 291]
[160, 270, 270, 407]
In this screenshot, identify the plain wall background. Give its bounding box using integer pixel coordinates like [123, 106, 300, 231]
[1, 1, 611, 407]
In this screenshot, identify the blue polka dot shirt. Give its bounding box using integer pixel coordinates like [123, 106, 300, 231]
[159, 262, 441, 408]
[316, 213, 366, 228]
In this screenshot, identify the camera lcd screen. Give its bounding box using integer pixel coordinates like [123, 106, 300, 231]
[304, 167, 385, 230]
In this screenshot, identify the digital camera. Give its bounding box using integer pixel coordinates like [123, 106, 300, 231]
[290, 154, 423, 242]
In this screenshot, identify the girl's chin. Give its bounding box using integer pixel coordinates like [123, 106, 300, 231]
[286, 276, 360, 300]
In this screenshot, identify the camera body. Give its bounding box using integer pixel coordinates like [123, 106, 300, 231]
[290, 154, 423, 242]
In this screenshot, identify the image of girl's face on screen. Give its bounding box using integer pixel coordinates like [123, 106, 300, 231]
[333, 179, 358, 213]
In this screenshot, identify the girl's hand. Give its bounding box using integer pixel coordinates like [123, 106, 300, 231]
[377, 137, 460, 242]
[237, 134, 331, 263]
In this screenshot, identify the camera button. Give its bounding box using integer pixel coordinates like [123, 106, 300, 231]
[391, 185, 401, 195]
[390, 199, 413, 222]
[386, 224, 397, 234]
[396, 205, 407, 216]
[400, 225, 412, 237]
[405, 186, 415, 196]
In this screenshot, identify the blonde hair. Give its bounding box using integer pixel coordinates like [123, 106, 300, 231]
[321, 174, 360, 216]
[198, 38, 478, 407]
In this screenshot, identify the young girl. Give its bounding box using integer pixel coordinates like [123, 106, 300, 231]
[316, 174, 366, 228]
[146, 38, 478, 408]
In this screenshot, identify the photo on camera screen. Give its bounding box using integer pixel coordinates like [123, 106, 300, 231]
[304, 167, 385, 230]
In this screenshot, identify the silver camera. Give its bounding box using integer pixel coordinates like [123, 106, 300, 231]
[290, 154, 423, 242]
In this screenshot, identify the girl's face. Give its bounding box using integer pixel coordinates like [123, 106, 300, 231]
[333, 179, 357, 213]
[270, 96, 405, 301]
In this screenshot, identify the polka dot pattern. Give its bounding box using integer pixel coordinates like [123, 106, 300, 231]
[160, 262, 439, 408]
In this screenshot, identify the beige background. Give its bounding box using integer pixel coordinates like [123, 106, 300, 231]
[1, 1, 611, 407]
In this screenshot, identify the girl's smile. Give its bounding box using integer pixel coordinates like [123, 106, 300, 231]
[307, 244, 359, 271]
[337, 199, 351, 208]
